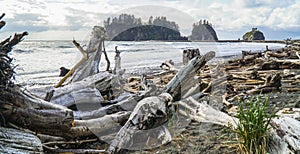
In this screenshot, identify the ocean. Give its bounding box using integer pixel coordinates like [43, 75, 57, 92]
[10, 40, 285, 86]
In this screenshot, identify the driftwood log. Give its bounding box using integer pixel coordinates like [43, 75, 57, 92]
[0, 127, 43, 153]
[108, 51, 216, 153]
[1, 11, 300, 153]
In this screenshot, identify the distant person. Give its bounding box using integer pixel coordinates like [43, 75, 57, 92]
[59, 67, 70, 77]
[113, 46, 121, 74]
[266, 45, 269, 51]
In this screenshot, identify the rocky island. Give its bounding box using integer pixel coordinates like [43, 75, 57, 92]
[104, 14, 219, 41]
[189, 20, 218, 41]
[243, 28, 265, 41]
[112, 25, 187, 41]
[105, 14, 186, 41]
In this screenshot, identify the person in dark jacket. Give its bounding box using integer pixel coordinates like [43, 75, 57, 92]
[59, 67, 70, 77]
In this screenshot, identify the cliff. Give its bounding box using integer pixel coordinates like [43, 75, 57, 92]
[189, 20, 218, 41]
[112, 25, 187, 41]
[242, 28, 265, 41]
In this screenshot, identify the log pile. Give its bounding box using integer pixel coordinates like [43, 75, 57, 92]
[0, 11, 300, 153]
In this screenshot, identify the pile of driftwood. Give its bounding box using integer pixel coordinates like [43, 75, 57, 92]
[1, 12, 300, 153]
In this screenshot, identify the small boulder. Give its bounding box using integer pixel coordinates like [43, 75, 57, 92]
[261, 61, 280, 70]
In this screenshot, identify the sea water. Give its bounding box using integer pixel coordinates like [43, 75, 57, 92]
[10, 40, 285, 86]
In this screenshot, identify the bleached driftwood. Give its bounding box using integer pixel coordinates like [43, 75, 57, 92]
[107, 93, 174, 153]
[54, 39, 88, 88]
[74, 85, 155, 120]
[269, 116, 300, 153]
[70, 111, 131, 138]
[54, 26, 108, 88]
[164, 51, 215, 101]
[108, 52, 216, 153]
[70, 26, 107, 83]
[50, 72, 116, 108]
[177, 97, 238, 128]
[0, 127, 43, 153]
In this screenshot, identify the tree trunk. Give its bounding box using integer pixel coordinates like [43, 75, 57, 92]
[50, 72, 115, 108]
[70, 26, 106, 83]
[163, 51, 215, 101]
[107, 93, 173, 153]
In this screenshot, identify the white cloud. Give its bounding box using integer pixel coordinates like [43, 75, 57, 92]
[0, 0, 299, 40]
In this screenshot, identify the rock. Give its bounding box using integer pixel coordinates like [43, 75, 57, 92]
[261, 61, 280, 70]
[189, 20, 218, 41]
[242, 28, 265, 41]
[112, 25, 187, 41]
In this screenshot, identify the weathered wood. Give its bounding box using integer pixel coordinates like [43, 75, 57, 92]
[108, 93, 173, 153]
[70, 26, 106, 83]
[74, 86, 154, 120]
[107, 52, 216, 153]
[270, 116, 300, 153]
[0, 13, 5, 20]
[0, 86, 71, 112]
[2, 106, 73, 138]
[247, 73, 281, 94]
[43, 145, 106, 154]
[54, 39, 89, 88]
[163, 51, 215, 101]
[201, 75, 232, 93]
[70, 111, 131, 138]
[103, 41, 110, 71]
[51, 72, 118, 108]
[0, 127, 43, 153]
[177, 97, 238, 128]
[37, 134, 65, 143]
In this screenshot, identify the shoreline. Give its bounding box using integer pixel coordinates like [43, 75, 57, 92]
[19, 39, 297, 44]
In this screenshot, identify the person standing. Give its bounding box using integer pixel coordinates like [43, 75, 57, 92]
[113, 46, 121, 74]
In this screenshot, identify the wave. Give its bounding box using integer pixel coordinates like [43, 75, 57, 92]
[17, 70, 57, 76]
[106, 48, 156, 53]
[13, 49, 33, 53]
[39, 45, 51, 48]
[56, 45, 73, 48]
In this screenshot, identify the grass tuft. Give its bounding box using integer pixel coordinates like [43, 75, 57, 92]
[230, 96, 276, 154]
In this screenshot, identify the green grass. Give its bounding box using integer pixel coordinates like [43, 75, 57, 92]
[232, 96, 276, 154]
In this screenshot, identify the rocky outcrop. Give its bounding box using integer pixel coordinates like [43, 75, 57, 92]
[112, 25, 187, 41]
[104, 14, 181, 40]
[189, 20, 218, 41]
[242, 28, 265, 41]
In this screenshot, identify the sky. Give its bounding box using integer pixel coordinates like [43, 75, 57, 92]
[0, 0, 299, 40]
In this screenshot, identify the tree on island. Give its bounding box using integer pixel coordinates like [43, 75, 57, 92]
[151, 16, 179, 32]
[104, 14, 142, 39]
[104, 14, 182, 41]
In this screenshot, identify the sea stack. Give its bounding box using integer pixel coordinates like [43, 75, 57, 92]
[189, 19, 218, 41]
[242, 28, 265, 41]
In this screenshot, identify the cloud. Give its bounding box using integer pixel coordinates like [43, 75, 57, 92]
[234, 0, 296, 8]
[3, 13, 49, 32]
[0, 0, 299, 40]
